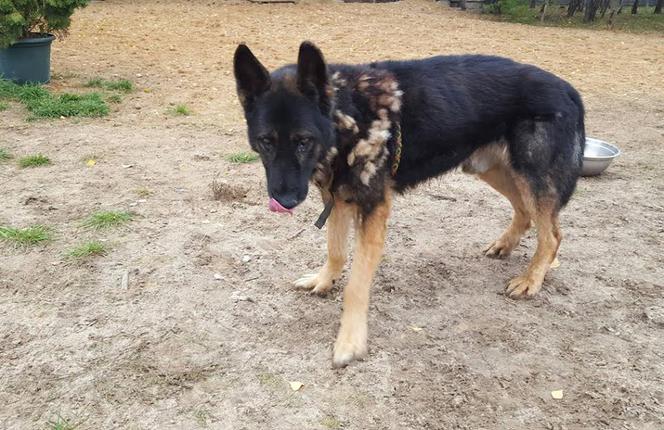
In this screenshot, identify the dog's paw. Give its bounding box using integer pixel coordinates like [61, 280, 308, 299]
[506, 274, 543, 298]
[484, 238, 516, 259]
[293, 272, 334, 296]
[332, 324, 368, 368]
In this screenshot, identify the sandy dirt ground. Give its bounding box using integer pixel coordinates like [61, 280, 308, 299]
[1, 0, 663, 429]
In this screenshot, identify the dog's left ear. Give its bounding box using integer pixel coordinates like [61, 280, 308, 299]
[297, 41, 332, 115]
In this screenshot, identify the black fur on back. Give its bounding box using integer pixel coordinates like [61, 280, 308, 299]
[360, 55, 585, 208]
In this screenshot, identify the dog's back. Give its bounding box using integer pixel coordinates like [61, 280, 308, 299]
[365, 55, 584, 203]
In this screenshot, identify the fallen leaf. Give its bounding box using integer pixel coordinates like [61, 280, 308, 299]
[409, 326, 423, 332]
[551, 389, 563, 400]
[289, 381, 304, 391]
[86, 159, 96, 167]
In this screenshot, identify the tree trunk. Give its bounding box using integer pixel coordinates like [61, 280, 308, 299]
[655, 0, 663, 13]
[541, 0, 549, 21]
[600, 0, 611, 17]
[583, 0, 599, 20]
[530, 0, 537, 8]
[631, 0, 638, 14]
[567, 0, 579, 16]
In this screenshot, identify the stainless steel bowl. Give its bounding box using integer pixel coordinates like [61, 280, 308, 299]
[582, 138, 621, 176]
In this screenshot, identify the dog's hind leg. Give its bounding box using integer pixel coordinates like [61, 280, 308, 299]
[333, 190, 391, 368]
[294, 199, 354, 295]
[478, 166, 532, 258]
[505, 177, 562, 298]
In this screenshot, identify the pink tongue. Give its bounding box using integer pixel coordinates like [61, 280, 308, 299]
[268, 198, 293, 215]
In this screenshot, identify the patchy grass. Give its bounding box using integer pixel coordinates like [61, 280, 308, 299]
[193, 408, 214, 428]
[257, 372, 284, 389]
[85, 78, 134, 92]
[85, 77, 104, 88]
[320, 416, 343, 429]
[51, 72, 79, 81]
[19, 154, 51, 168]
[106, 94, 122, 104]
[226, 151, 259, 164]
[0, 79, 109, 119]
[66, 241, 108, 259]
[46, 415, 78, 430]
[169, 104, 191, 116]
[134, 187, 153, 197]
[0, 225, 52, 246]
[484, 2, 664, 32]
[106, 79, 134, 92]
[82, 211, 133, 229]
[0, 148, 11, 161]
[81, 154, 99, 167]
[0, 101, 7, 111]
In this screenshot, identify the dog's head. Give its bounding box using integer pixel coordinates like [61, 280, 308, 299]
[233, 42, 335, 212]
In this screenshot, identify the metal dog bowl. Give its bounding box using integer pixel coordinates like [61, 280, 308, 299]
[582, 137, 621, 176]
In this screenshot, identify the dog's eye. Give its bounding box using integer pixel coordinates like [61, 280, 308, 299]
[296, 137, 313, 153]
[256, 136, 274, 151]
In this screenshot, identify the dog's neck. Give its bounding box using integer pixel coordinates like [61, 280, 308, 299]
[312, 68, 403, 207]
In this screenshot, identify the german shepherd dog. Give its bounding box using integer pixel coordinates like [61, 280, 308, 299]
[233, 42, 584, 367]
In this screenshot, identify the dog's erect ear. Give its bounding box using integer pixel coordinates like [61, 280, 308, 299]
[297, 41, 331, 114]
[234, 44, 271, 111]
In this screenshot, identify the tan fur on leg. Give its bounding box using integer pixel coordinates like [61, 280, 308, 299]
[333, 191, 391, 367]
[294, 200, 354, 295]
[506, 179, 561, 298]
[478, 167, 531, 258]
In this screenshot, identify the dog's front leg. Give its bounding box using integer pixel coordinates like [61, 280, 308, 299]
[294, 199, 354, 295]
[333, 193, 391, 367]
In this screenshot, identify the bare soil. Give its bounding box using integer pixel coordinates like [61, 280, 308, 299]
[1, 1, 663, 429]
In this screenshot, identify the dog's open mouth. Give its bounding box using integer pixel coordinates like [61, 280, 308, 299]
[268, 198, 293, 215]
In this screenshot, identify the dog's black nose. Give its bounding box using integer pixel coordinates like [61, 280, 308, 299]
[273, 194, 299, 209]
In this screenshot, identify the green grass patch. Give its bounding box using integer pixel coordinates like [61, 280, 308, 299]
[28, 93, 108, 118]
[67, 241, 108, 259]
[0, 148, 11, 161]
[82, 211, 133, 229]
[85, 78, 134, 93]
[19, 154, 51, 168]
[0, 101, 7, 111]
[485, 2, 664, 32]
[0, 79, 109, 119]
[46, 415, 77, 430]
[226, 152, 259, 164]
[169, 104, 191, 116]
[106, 79, 133, 92]
[0, 225, 52, 246]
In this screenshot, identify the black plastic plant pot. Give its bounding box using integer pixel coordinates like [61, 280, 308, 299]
[0, 34, 56, 84]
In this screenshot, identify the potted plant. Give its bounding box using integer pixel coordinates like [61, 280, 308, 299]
[0, 0, 89, 84]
